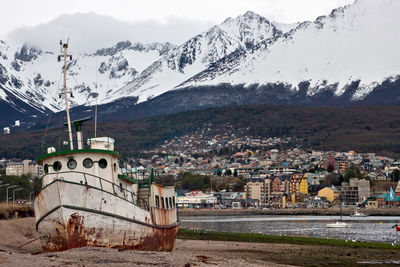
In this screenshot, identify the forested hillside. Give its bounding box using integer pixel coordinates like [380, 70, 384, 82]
[1, 105, 400, 159]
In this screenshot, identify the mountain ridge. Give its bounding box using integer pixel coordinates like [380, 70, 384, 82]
[1, 1, 400, 130]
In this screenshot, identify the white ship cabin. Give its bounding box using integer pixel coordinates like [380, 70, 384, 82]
[37, 118, 177, 223]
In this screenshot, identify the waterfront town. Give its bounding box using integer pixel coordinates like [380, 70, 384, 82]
[2, 125, 400, 210]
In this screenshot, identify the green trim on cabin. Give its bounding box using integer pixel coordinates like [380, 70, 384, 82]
[118, 174, 137, 184]
[36, 148, 120, 162]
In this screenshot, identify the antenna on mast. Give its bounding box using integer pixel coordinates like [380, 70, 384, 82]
[94, 79, 98, 138]
[58, 39, 74, 150]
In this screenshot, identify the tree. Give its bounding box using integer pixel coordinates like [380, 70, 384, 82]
[392, 169, 400, 182]
[343, 167, 365, 182]
[327, 162, 335, 173]
[232, 177, 246, 192]
[0, 174, 33, 202]
[181, 173, 210, 191]
[155, 175, 175, 186]
[323, 173, 340, 186]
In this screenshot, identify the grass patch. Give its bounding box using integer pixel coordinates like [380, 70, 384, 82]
[0, 203, 34, 219]
[178, 228, 400, 249]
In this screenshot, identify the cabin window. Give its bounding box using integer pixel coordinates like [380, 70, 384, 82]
[166, 198, 170, 209]
[44, 164, 49, 174]
[99, 158, 107, 169]
[119, 183, 123, 193]
[113, 163, 117, 172]
[169, 197, 173, 209]
[172, 196, 175, 207]
[67, 159, 77, 170]
[155, 195, 160, 208]
[53, 161, 62, 171]
[83, 158, 93, 168]
[161, 197, 165, 209]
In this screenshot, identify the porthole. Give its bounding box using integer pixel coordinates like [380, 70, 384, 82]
[67, 159, 77, 170]
[44, 164, 49, 174]
[99, 158, 107, 169]
[53, 161, 62, 172]
[83, 158, 93, 168]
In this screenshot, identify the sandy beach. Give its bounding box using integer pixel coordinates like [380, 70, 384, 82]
[0, 218, 399, 266]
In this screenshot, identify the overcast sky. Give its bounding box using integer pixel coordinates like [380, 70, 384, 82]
[2, 0, 355, 52]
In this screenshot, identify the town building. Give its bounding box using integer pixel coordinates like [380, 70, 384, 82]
[376, 193, 400, 207]
[5, 160, 42, 177]
[317, 186, 339, 203]
[5, 162, 23, 176]
[289, 173, 308, 203]
[341, 178, 371, 205]
[177, 191, 217, 208]
[335, 157, 350, 173]
[244, 178, 266, 206]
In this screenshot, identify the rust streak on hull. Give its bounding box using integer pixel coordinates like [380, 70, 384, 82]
[41, 218, 179, 252]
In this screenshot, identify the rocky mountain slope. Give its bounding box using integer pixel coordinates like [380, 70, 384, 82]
[0, 40, 175, 127]
[112, 11, 284, 104]
[178, 0, 400, 103]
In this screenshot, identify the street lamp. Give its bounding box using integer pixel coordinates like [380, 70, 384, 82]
[0, 183, 10, 203]
[12, 188, 23, 205]
[0, 183, 10, 189]
[6, 185, 17, 205]
[30, 191, 34, 204]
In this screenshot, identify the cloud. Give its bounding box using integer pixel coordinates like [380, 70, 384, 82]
[7, 13, 214, 53]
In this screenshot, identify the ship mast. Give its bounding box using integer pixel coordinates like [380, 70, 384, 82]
[58, 40, 74, 150]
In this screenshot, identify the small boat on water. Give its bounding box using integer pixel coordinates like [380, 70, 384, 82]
[326, 198, 350, 228]
[350, 211, 367, 217]
[326, 221, 350, 228]
[33, 41, 180, 252]
[350, 209, 367, 217]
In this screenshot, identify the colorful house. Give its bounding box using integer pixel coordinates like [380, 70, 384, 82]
[289, 173, 308, 203]
[376, 188, 400, 207]
[299, 177, 308, 195]
[317, 186, 339, 203]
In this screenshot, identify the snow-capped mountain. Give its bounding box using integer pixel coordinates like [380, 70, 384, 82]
[0, 40, 175, 126]
[1, 0, 400, 129]
[178, 0, 400, 102]
[110, 11, 284, 103]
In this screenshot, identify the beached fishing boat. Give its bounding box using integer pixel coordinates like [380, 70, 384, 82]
[33, 41, 179, 252]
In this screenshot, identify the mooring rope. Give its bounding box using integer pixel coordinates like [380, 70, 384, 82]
[17, 237, 40, 249]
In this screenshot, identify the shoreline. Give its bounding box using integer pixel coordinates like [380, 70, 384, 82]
[178, 207, 400, 217]
[1, 206, 400, 222]
[1, 218, 400, 266]
[2, 206, 400, 221]
[178, 229, 399, 249]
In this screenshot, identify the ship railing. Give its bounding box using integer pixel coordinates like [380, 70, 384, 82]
[39, 171, 150, 211]
[118, 166, 156, 188]
[40, 130, 118, 154]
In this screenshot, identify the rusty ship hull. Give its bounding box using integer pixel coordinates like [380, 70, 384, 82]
[34, 180, 179, 252]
